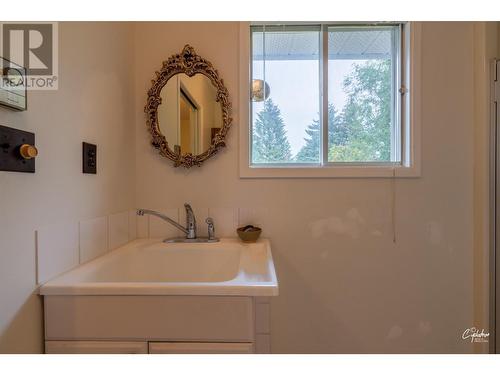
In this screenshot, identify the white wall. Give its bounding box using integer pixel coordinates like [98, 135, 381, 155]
[0, 22, 136, 353]
[134, 22, 479, 353]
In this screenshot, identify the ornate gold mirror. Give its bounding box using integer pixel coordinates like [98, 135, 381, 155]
[144, 45, 232, 168]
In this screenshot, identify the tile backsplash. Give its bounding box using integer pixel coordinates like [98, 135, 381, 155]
[35, 210, 135, 285]
[108, 211, 129, 250]
[79, 216, 108, 263]
[149, 208, 181, 238]
[136, 211, 149, 239]
[128, 210, 138, 241]
[35, 206, 268, 285]
[207, 207, 238, 238]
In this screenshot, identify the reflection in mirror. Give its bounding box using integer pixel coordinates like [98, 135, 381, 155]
[158, 73, 222, 156]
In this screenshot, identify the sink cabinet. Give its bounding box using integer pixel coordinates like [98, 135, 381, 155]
[41, 239, 277, 354]
[43, 295, 271, 354]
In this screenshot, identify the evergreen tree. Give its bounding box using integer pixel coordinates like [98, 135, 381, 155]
[295, 118, 322, 162]
[295, 104, 348, 162]
[252, 99, 292, 163]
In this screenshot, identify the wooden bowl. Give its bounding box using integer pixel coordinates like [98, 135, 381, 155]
[237, 226, 262, 243]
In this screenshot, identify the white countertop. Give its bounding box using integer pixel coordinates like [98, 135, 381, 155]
[39, 238, 279, 297]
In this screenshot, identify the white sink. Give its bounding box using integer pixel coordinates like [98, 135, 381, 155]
[39, 238, 278, 296]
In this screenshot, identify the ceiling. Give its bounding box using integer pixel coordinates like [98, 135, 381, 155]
[252, 28, 395, 60]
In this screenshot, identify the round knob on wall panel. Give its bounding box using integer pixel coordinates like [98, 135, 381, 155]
[19, 144, 38, 160]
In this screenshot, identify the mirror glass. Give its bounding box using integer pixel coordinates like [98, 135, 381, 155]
[157, 73, 223, 155]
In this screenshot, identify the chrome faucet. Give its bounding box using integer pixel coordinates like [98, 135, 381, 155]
[136, 203, 219, 243]
[184, 203, 196, 239]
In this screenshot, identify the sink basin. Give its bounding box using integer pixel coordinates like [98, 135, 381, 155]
[39, 238, 278, 296]
[90, 243, 242, 283]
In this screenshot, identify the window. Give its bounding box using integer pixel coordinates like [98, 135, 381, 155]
[242, 22, 420, 178]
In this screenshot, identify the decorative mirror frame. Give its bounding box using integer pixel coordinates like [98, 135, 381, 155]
[144, 45, 232, 168]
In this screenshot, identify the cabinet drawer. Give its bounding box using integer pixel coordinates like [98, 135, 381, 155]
[149, 342, 254, 354]
[45, 341, 148, 354]
[45, 295, 254, 342]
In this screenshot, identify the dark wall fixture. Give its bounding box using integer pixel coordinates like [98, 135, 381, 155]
[0, 58, 28, 111]
[0, 124, 37, 173]
[82, 142, 97, 174]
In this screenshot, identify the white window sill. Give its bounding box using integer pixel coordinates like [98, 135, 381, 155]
[240, 164, 420, 178]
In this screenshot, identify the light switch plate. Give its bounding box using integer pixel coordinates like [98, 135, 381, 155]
[82, 142, 97, 174]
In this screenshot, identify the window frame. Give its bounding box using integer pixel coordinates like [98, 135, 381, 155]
[239, 21, 421, 178]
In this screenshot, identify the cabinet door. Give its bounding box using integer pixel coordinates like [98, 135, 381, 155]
[148, 342, 254, 354]
[45, 341, 148, 354]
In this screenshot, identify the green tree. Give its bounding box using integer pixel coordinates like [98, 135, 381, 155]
[252, 99, 292, 163]
[295, 104, 348, 162]
[329, 59, 392, 162]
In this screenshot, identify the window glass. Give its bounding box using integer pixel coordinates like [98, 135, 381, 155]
[327, 26, 398, 162]
[250, 24, 402, 166]
[251, 26, 321, 164]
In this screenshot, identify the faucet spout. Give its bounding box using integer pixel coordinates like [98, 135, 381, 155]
[136, 209, 189, 236]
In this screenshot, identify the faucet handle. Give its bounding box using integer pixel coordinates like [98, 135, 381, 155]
[206, 217, 215, 240]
